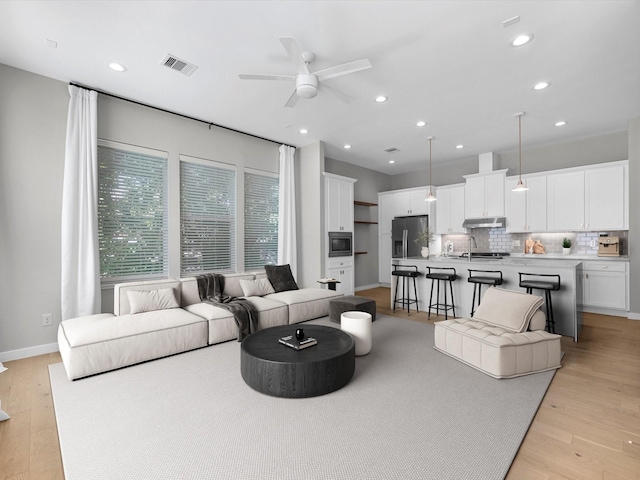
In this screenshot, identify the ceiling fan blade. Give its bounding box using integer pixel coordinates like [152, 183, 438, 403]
[319, 82, 353, 104]
[279, 37, 310, 74]
[284, 89, 299, 108]
[238, 74, 294, 81]
[315, 58, 372, 81]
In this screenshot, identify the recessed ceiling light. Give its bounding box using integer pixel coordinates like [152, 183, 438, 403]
[299, 129, 308, 134]
[534, 81, 550, 90]
[343, 144, 351, 149]
[555, 121, 567, 127]
[108, 62, 127, 72]
[456, 145, 464, 149]
[375, 96, 388, 103]
[388, 160, 395, 164]
[510, 33, 534, 47]
[416, 121, 426, 127]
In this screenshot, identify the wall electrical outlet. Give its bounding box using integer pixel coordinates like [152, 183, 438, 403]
[590, 239, 597, 247]
[42, 313, 53, 327]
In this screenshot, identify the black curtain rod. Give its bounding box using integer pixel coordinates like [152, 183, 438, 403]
[69, 82, 294, 148]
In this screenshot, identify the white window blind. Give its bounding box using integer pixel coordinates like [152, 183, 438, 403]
[244, 170, 279, 270]
[180, 158, 236, 275]
[97, 143, 168, 281]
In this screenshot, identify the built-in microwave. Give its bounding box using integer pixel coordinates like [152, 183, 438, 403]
[328, 231, 353, 257]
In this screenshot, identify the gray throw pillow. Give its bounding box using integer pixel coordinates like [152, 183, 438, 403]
[264, 264, 299, 293]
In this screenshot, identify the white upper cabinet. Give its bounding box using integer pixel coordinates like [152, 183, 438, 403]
[506, 175, 547, 232]
[436, 184, 466, 234]
[584, 164, 626, 230]
[325, 173, 356, 232]
[393, 188, 430, 216]
[547, 170, 585, 231]
[378, 193, 394, 235]
[463, 170, 507, 218]
[547, 162, 627, 231]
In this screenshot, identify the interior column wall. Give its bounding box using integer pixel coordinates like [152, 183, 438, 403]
[628, 117, 640, 319]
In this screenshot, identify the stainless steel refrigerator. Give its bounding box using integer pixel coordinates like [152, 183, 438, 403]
[392, 215, 429, 258]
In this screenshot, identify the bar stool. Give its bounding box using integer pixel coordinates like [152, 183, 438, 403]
[519, 273, 561, 333]
[426, 267, 457, 320]
[392, 265, 420, 315]
[467, 269, 503, 317]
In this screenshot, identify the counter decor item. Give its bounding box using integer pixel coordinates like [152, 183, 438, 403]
[562, 238, 572, 255]
[414, 227, 434, 258]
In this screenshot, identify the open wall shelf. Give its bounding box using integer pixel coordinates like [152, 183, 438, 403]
[354, 200, 378, 207]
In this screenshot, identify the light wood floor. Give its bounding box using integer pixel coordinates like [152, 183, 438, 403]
[1, 288, 638, 479]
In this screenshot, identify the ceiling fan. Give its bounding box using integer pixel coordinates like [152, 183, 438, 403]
[239, 37, 372, 107]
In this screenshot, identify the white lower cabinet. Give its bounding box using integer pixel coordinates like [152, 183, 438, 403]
[582, 261, 627, 311]
[327, 257, 354, 296]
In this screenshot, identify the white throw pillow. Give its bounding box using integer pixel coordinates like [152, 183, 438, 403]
[127, 288, 179, 314]
[239, 278, 275, 297]
[473, 287, 544, 333]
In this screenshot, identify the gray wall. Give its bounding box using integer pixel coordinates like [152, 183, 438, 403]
[0, 64, 69, 356]
[325, 158, 391, 289]
[296, 141, 325, 288]
[392, 131, 628, 190]
[0, 64, 281, 357]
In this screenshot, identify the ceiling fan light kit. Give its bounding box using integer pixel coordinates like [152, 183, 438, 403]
[238, 36, 372, 108]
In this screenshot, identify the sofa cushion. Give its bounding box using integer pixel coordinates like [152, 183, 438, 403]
[240, 278, 275, 297]
[528, 310, 546, 331]
[472, 287, 544, 333]
[127, 287, 179, 314]
[265, 288, 342, 324]
[264, 264, 298, 293]
[244, 296, 289, 330]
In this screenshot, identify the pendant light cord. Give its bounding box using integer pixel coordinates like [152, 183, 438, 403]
[429, 137, 433, 195]
[518, 114, 523, 182]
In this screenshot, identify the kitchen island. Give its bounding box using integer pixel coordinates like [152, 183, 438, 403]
[392, 256, 583, 341]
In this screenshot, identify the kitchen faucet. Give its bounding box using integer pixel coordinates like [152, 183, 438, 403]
[468, 235, 477, 262]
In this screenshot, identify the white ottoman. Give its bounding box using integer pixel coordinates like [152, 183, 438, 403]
[341, 311, 372, 356]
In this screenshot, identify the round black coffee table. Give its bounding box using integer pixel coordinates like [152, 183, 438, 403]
[240, 325, 355, 398]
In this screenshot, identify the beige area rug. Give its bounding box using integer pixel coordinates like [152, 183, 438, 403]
[49, 315, 556, 480]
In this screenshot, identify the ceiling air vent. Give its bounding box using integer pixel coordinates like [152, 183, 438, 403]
[161, 54, 198, 76]
[384, 147, 400, 153]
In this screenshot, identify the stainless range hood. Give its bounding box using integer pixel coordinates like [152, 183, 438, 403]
[462, 217, 506, 228]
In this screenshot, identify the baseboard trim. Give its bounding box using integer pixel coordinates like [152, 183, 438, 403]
[627, 312, 640, 321]
[579, 306, 629, 318]
[355, 284, 381, 292]
[0, 343, 59, 362]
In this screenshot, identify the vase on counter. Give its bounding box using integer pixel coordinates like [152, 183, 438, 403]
[421, 247, 430, 258]
[562, 247, 571, 255]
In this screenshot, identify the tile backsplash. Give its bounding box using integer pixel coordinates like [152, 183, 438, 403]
[442, 229, 628, 255]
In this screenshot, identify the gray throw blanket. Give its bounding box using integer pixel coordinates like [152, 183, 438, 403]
[196, 274, 258, 341]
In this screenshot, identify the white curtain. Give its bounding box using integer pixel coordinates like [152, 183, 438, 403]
[61, 86, 100, 320]
[277, 145, 297, 279]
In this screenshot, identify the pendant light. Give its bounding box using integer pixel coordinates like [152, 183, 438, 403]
[513, 112, 529, 192]
[425, 136, 437, 202]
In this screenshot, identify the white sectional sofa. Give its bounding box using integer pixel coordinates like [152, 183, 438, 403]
[58, 273, 342, 380]
[433, 287, 562, 378]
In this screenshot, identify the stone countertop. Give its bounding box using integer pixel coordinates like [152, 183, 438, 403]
[396, 256, 583, 268]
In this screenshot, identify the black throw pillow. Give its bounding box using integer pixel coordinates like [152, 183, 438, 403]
[264, 264, 299, 293]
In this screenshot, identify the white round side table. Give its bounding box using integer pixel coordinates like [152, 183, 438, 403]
[340, 311, 372, 356]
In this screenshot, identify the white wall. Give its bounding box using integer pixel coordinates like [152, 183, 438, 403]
[0, 64, 69, 358]
[628, 118, 640, 319]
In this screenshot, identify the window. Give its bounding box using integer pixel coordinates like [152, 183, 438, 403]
[180, 157, 236, 275]
[244, 170, 279, 270]
[97, 142, 168, 281]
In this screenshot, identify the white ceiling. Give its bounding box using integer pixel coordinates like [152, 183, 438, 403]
[1, 1, 639, 174]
